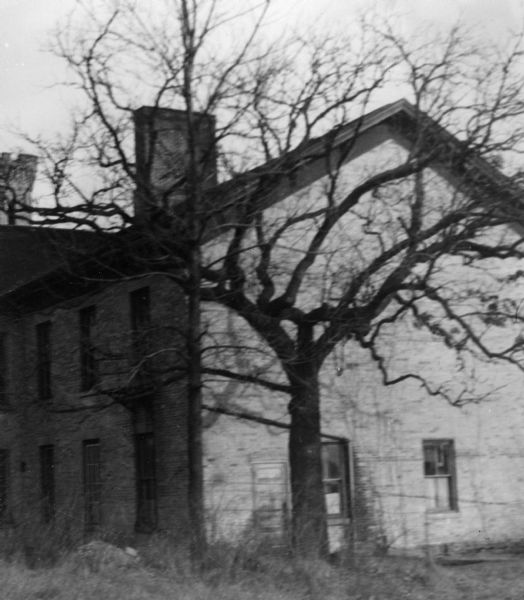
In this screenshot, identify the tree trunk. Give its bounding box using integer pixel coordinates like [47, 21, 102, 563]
[181, 4, 207, 562]
[288, 362, 329, 558]
[185, 182, 206, 561]
[186, 269, 206, 561]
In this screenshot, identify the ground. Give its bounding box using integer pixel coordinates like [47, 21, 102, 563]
[3, 543, 524, 600]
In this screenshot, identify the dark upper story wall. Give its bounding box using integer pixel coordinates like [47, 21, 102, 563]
[0, 225, 105, 303]
[0, 274, 187, 412]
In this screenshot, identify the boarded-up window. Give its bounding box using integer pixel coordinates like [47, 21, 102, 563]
[321, 441, 350, 518]
[36, 321, 52, 400]
[252, 462, 288, 532]
[39, 444, 55, 523]
[83, 439, 102, 531]
[80, 306, 97, 391]
[0, 449, 8, 522]
[423, 439, 458, 511]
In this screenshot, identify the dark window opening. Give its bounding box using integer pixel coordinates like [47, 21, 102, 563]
[130, 287, 151, 377]
[0, 449, 9, 523]
[39, 444, 55, 523]
[423, 439, 458, 511]
[36, 321, 52, 401]
[83, 439, 102, 532]
[80, 306, 98, 391]
[134, 395, 156, 531]
[135, 432, 157, 531]
[321, 441, 350, 518]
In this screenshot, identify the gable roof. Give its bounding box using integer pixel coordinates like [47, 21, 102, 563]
[0, 99, 521, 312]
[209, 99, 418, 209]
[190, 98, 521, 235]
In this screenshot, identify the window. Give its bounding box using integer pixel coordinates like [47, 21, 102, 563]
[252, 461, 288, 532]
[79, 306, 97, 391]
[423, 439, 458, 511]
[130, 287, 150, 338]
[130, 287, 151, 372]
[135, 432, 157, 531]
[83, 439, 102, 531]
[134, 398, 156, 531]
[36, 321, 52, 400]
[321, 441, 350, 518]
[0, 333, 7, 407]
[39, 444, 55, 523]
[0, 449, 8, 523]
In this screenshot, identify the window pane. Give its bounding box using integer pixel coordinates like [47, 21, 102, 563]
[324, 480, 342, 515]
[40, 445, 55, 522]
[423, 440, 457, 511]
[134, 398, 154, 435]
[130, 288, 150, 332]
[426, 476, 451, 510]
[83, 440, 102, 531]
[130, 288, 151, 377]
[322, 444, 341, 479]
[137, 434, 155, 478]
[424, 445, 436, 476]
[436, 444, 450, 475]
[36, 322, 52, 400]
[321, 441, 349, 518]
[80, 306, 97, 391]
[135, 432, 156, 530]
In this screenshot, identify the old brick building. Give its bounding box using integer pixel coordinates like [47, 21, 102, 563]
[0, 224, 189, 542]
[2, 101, 524, 554]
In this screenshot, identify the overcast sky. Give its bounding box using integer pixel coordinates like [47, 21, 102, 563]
[1, 0, 523, 152]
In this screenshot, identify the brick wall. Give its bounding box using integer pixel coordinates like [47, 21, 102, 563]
[1, 275, 189, 543]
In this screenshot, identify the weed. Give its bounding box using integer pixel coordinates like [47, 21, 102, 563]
[3, 532, 524, 600]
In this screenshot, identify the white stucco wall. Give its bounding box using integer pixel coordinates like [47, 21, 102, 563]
[201, 126, 524, 551]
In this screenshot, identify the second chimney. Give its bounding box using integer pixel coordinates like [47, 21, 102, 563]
[0, 153, 38, 226]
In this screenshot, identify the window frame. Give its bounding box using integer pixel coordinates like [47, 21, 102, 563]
[423, 439, 458, 512]
[83, 439, 102, 532]
[321, 440, 351, 519]
[36, 321, 52, 401]
[79, 305, 98, 391]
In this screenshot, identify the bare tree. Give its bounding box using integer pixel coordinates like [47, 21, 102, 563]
[10, 1, 524, 558]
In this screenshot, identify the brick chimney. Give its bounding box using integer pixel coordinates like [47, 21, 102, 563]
[0, 153, 38, 225]
[133, 107, 216, 222]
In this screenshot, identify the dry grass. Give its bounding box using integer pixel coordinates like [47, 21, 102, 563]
[3, 538, 524, 600]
